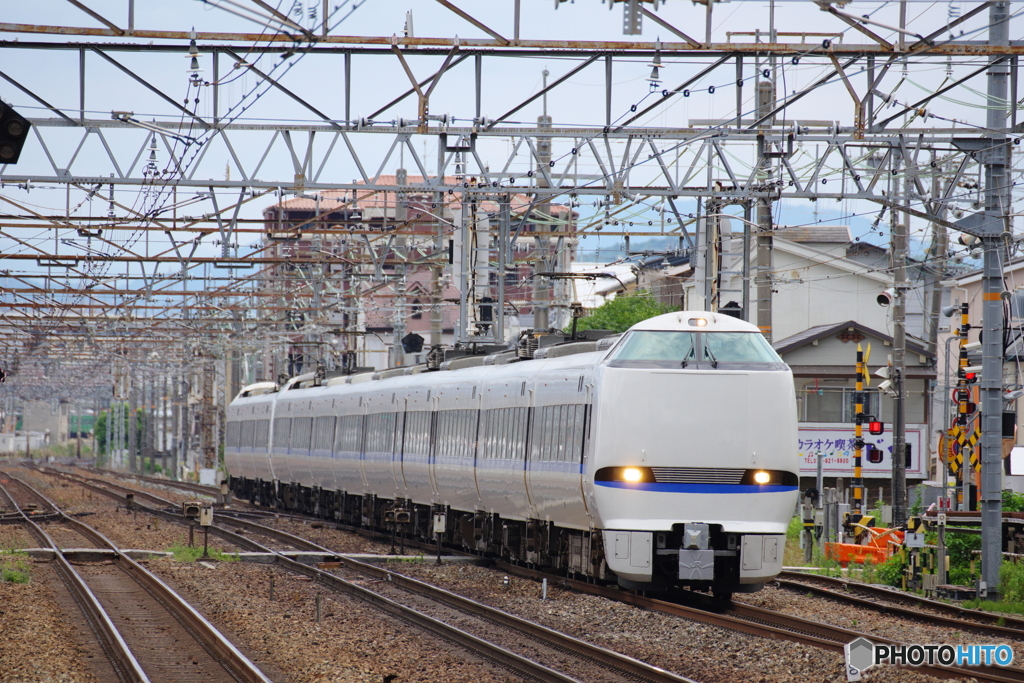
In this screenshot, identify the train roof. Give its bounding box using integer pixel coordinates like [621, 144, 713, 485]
[629, 311, 760, 333]
[232, 311, 758, 403]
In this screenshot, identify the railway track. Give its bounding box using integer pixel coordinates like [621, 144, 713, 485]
[777, 570, 1024, 634]
[0, 471, 272, 683]
[49, 464, 1024, 681]
[34, 465, 698, 683]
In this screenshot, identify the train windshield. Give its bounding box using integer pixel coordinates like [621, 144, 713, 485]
[703, 332, 781, 363]
[609, 331, 783, 367]
[611, 331, 697, 362]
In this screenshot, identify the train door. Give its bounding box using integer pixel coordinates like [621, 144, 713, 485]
[394, 400, 409, 498]
[523, 388, 539, 519]
[580, 384, 593, 518]
[428, 395, 440, 500]
[472, 392, 483, 506]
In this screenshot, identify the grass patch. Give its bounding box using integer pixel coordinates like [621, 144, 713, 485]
[384, 555, 427, 564]
[0, 549, 31, 583]
[167, 543, 239, 563]
[961, 599, 1024, 617]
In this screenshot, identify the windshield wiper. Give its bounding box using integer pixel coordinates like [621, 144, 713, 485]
[704, 345, 718, 369]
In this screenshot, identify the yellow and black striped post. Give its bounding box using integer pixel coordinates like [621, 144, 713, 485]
[853, 344, 864, 515]
[955, 303, 971, 510]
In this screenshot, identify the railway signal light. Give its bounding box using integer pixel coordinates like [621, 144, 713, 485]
[401, 332, 424, 353]
[868, 420, 884, 435]
[0, 102, 30, 164]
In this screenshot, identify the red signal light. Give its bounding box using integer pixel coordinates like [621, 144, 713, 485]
[965, 372, 978, 382]
[868, 420, 884, 435]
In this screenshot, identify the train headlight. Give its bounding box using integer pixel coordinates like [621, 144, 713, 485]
[622, 467, 644, 483]
[753, 470, 771, 485]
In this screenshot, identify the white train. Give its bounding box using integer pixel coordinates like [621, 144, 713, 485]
[226, 311, 799, 598]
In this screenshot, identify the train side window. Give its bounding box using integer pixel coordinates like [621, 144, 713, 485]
[388, 413, 394, 453]
[506, 408, 515, 459]
[273, 417, 291, 450]
[550, 406, 561, 461]
[548, 407, 557, 460]
[498, 409, 506, 458]
[568, 405, 580, 463]
[240, 420, 254, 448]
[226, 422, 240, 448]
[491, 410, 499, 458]
[444, 412, 452, 458]
[255, 419, 269, 447]
[552, 406, 561, 462]
[539, 408, 548, 461]
[561, 405, 569, 464]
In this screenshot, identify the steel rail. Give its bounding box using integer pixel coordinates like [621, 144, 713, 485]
[6, 472, 275, 683]
[0, 474, 151, 683]
[57, 468, 692, 682]
[276, 553, 679, 683]
[70, 467, 1021, 680]
[38, 468, 272, 553]
[313, 554, 698, 683]
[49, 467, 329, 553]
[778, 571, 1024, 631]
[486, 561, 1024, 682]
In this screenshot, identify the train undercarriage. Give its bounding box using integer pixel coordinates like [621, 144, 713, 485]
[230, 475, 749, 599]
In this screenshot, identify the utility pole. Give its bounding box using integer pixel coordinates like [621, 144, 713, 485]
[950, 0, 1010, 599]
[392, 167, 408, 368]
[532, 69, 552, 333]
[891, 156, 909, 526]
[978, 0, 1010, 600]
[755, 89, 774, 340]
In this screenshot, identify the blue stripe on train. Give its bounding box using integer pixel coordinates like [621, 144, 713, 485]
[596, 482, 798, 493]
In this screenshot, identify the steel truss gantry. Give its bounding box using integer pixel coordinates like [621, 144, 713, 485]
[0, 2, 1017, 397]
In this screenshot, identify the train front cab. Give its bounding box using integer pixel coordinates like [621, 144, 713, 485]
[588, 311, 799, 597]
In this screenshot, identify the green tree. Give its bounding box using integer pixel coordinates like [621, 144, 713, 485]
[571, 290, 677, 333]
[95, 410, 108, 454]
[94, 404, 145, 456]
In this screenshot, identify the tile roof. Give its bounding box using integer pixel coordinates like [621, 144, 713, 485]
[264, 175, 575, 218]
[775, 225, 852, 243]
[773, 320, 933, 358]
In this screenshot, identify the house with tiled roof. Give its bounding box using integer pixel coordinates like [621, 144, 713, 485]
[772, 320, 935, 486]
[257, 174, 577, 372]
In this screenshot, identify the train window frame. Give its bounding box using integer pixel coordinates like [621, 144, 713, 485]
[607, 330, 786, 369]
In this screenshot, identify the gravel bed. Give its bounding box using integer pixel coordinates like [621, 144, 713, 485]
[380, 562, 972, 683]
[740, 584, 1024, 660]
[149, 558, 521, 683]
[258, 517, 395, 555]
[0, 523, 39, 550]
[0, 560, 104, 683]
[0, 464, 989, 681]
[12, 467, 243, 554]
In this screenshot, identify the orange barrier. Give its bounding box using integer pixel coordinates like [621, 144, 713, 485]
[824, 526, 905, 567]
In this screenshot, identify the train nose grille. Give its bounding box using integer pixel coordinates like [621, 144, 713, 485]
[648, 467, 745, 485]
